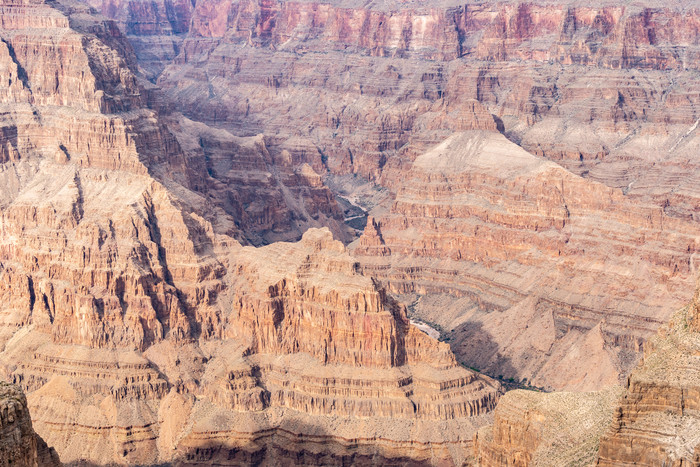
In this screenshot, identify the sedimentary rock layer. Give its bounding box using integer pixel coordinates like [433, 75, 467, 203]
[85, 0, 700, 390]
[0, 1, 501, 464]
[0, 381, 60, 467]
[119, 0, 700, 216]
[3, 230, 501, 465]
[473, 387, 621, 467]
[353, 130, 700, 390]
[596, 295, 700, 466]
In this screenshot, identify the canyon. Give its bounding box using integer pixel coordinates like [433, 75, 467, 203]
[0, 0, 699, 465]
[474, 279, 700, 466]
[0, 0, 499, 464]
[88, 0, 700, 390]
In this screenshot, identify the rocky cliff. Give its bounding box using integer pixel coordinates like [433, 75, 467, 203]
[470, 277, 700, 466]
[143, 0, 700, 215]
[354, 130, 700, 390]
[79, 0, 700, 390]
[5, 230, 501, 465]
[473, 387, 621, 466]
[595, 294, 700, 466]
[0, 382, 60, 467]
[0, 1, 501, 464]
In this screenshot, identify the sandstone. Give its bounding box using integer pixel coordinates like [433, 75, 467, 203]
[0, 381, 61, 467]
[135, 0, 700, 219]
[0, 229, 502, 465]
[353, 131, 700, 390]
[474, 387, 621, 467]
[596, 298, 700, 466]
[5, 0, 700, 465]
[80, 0, 700, 391]
[0, 1, 502, 464]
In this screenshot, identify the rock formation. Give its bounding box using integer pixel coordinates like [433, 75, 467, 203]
[473, 387, 621, 467]
[471, 274, 700, 466]
[79, 0, 195, 79]
[0, 1, 500, 464]
[79, 0, 700, 390]
[4, 0, 700, 464]
[0, 381, 60, 467]
[596, 295, 700, 466]
[134, 0, 700, 217]
[5, 229, 501, 465]
[354, 130, 700, 390]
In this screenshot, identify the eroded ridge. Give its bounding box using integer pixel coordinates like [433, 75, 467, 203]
[0, 381, 60, 467]
[353, 131, 700, 390]
[0, 1, 501, 465]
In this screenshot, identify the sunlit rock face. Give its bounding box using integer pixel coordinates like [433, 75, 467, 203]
[0, 382, 61, 467]
[114, 0, 700, 216]
[353, 129, 700, 391]
[0, 1, 501, 465]
[596, 285, 700, 466]
[77, 0, 700, 390]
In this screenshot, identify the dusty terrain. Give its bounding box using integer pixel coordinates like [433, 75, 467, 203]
[474, 387, 622, 466]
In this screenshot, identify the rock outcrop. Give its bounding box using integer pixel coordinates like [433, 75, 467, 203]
[473, 387, 621, 467]
[0, 382, 60, 467]
[471, 276, 700, 466]
[125, 0, 700, 217]
[78, 0, 700, 390]
[80, 0, 195, 79]
[353, 130, 700, 390]
[595, 296, 700, 466]
[4, 230, 501, 465]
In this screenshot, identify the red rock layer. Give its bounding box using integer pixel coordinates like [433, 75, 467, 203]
[353, 130, 700, 391]
[80, 0, 195, 78]
[124, 0, 700, 214]
[0, 2, 501, 465]
[3, 230, 501, 465]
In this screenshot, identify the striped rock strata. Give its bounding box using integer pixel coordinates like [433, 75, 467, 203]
[595, 287, 700, 466]
[0, 1, 500, 464]
[353, 130, 700, 391]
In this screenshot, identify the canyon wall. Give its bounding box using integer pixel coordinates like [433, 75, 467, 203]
[0, 382, 60, 467]
[353, 130, 700, 390]
[595, 297, 700, 466]
[78, 0, 700, 390]
[469, 273, 700, 466]
[0, 1, 501, 464]
[473, 387, 621, 466]
[147, 0, 700, 214]
[470, 270, 700, 465]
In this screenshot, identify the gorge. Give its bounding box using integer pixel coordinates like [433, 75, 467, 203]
[0, 0, 699, 465]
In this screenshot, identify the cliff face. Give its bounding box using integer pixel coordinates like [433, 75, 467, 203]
[595, 297, 700, 466]
[473, 387, 621, 467]
[0, 382, 60, 467]
[80, 0, 195, 78]
[0, 2, 501, 465]
[471, 273, 700, 466]
[7, 230, 500, 465]
[144, 0, 700, 212]
[354, 130, 699, 391]
[71, 0, 700, 391]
